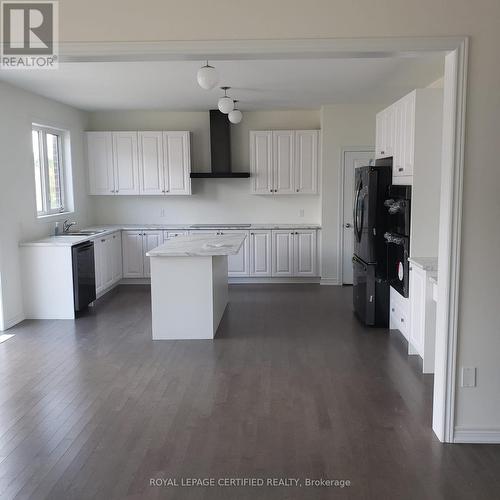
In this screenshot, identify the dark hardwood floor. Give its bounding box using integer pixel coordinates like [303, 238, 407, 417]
[1, 284, 499, 500]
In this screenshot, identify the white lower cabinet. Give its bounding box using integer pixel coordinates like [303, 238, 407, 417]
[272, 229, 317, 277]
[408, 265, 437, 373]
[222, 230, 250, 277]
[121, 227, 318, 280]
[249, 230, 272, 276]
[189, 229, 251, 277]
[122, 231, 145, 278]
[122, 230, 163, 278]
[94, 231, 123, 296]
[294, 230, 317, 276]
[389, 286, 410, 340]
[143, 231, 163, 278]
[272, 230, 294, 276]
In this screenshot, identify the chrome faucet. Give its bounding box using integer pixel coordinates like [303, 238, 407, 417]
[63, 219, 77, 233]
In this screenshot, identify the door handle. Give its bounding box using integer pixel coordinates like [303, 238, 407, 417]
[344, 223, 352, 228]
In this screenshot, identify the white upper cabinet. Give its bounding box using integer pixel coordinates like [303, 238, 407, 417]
[294, 130, 319, 194]
[250, 131, 273, 194]
[273, 131, 295, 194]
[112, 132, 140, 195]
[250, 130, 319, 195]
[87, 132, 114, 195]
[88, 131, 191, 196]
[375, 90, 420, 179]
[163, 131, 191, 195]
[138, 132, 164, 195]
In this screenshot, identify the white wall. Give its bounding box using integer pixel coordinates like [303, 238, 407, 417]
[87, 109, 322, 225]
[57, 0, 500, 434]
[0, 81, 92, 330]
[320, 103, 383, 282]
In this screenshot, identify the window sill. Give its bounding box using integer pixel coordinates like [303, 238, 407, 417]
[36, 211, 74, 222]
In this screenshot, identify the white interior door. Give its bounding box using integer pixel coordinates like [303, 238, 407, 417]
[342, 150, 374, 284]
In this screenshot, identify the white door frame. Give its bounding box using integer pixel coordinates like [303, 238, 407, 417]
[56, 37, 467, 443]
[337, 147, 375, 285]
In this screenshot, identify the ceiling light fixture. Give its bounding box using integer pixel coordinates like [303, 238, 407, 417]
[197, 61, 218, 90]
[218, 87, 234, 114]
[228, 100, 243, 124]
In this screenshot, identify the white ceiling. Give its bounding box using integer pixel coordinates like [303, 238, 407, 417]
[0, 55, 444, 111]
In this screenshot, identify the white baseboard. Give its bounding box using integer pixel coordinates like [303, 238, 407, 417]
[0, 312, 25, 331]
[120, 277, 321, 285]
[228, 277, 320, 284]
[454, 427, 500, 444]
[120, 278, 151, 285]
[320, 278, 340, 285]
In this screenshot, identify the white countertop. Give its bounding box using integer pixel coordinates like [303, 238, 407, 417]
[146, 234, 245, 257]
[408, 257, 438, 272]
[20, 223, 321, 247]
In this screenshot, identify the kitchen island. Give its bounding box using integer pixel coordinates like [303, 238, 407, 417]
[146, 234, 245, 340]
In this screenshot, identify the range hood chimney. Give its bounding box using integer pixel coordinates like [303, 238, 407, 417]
[190, 110, 250, 178]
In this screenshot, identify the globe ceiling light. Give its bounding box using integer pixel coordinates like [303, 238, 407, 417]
[197, 61, 218, 90]
[228, 100, 243, 124]
[218, 87, 234, 114]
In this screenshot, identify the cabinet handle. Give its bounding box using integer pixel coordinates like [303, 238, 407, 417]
[101, 239, 105, 243]
[391, 308, 395, 312]
[401, 318, 404, 323]
[398, 167, 404, 172]
[381, 150, 385, 155]
[296, 189, 299, 192]
[269, 189, 272, 193]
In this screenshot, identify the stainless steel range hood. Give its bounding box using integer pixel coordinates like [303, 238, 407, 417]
[190, 110, 250, 179]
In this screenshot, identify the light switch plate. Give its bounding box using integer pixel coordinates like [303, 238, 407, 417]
[461, 367, 476, 388]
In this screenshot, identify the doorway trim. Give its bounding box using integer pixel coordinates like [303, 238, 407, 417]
[337, 147, 375, 285]
[55, 36, 468, 443]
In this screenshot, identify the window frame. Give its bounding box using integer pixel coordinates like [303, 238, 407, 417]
[32, 124, 68, 218]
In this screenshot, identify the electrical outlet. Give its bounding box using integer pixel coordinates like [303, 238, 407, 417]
[461, 367, 476, 387]
[160, 208, 165, 217]
[299, 209, 305, 218]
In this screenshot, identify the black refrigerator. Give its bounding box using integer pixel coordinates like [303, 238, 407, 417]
[352, 158, 392, 326]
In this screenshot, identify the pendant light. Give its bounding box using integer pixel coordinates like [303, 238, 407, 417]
[228, 100, 243, 124]
[197, 61, 218, 90]
[218, 87, 234, 114]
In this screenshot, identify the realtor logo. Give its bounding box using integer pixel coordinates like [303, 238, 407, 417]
[1, 1, 58, 68]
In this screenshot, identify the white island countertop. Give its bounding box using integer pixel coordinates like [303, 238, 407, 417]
[147, 234, 245, 257]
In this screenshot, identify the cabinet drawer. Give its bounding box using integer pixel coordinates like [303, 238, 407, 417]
[390, 286, 410, 339]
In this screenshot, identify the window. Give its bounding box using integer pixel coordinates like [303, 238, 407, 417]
[32, 125, 69, 217]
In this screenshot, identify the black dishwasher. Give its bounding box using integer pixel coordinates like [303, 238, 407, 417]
[72, 241, 96, 313]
